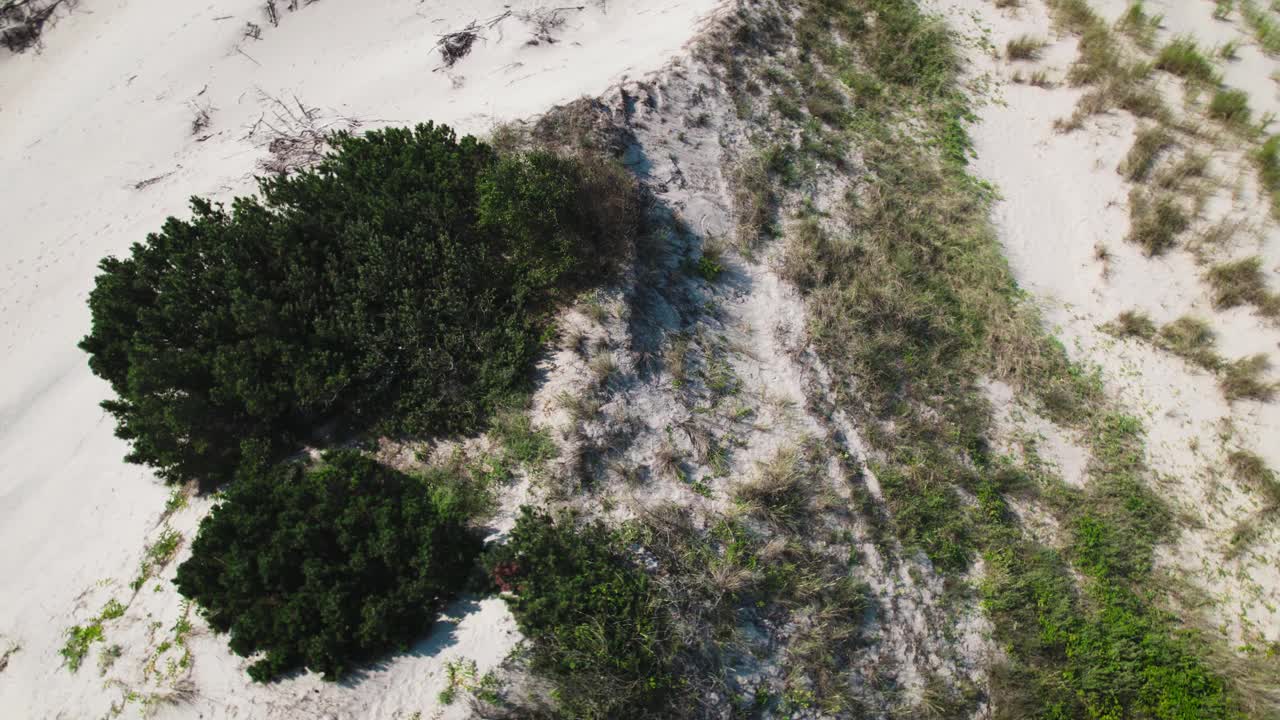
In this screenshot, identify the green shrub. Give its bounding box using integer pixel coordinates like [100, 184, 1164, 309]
[79, 123, 637, 486]
[173, 450, 481, 681]
[485, 508, 676, 718]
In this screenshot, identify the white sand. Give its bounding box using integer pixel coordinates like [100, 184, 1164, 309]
[0, 0, 721, 717]
[930, 0, 1280, 646]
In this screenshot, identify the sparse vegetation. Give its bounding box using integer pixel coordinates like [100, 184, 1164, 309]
[1228, 450, 1280, 507]
[1243, 0, 1280, 55]
[1155, 36, 1220, 84]
[1209, 88, 1253, 125]
[1256, 135, 1280, 217]
[1220, 354, 1276, 401]
[1207, 256, 1279, 315]
[174, 450, 482, 681]
[1127, 188, 1190, 255]
[1006, 35, 1046, 61]
[1119, 126, 1174, 181]
[1157, 315, 1221, 371]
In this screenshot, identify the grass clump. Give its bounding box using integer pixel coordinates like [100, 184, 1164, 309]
[1227, 450, 1280, 507]
[1220, 354, 1276, 401]
[174, 450, 482, 682]
[1104, 310, 1158, 339]
[1006, 35, 1047, 60]
[1209, 88, 1252, 125]
[79, 123, 638, 487]
[1117, 1, 1161, 50]
[1243, 0, 1280, 54]
[1155, 36, 1220, 83]
[1207, 256, 1279, 314]
[1157, 316, 1221, 370]
[1256, 135, 1280, 217]
[1127, 189, 1190, 255]
[1119, 126, 1174, 182]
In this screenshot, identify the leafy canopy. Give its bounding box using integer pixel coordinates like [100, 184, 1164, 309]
[80, 123, 634, 486]
[174, 450, 481, 682]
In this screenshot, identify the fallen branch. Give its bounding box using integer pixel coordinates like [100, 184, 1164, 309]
[246, 90, 360, 175]
[433, 11, 511, 70]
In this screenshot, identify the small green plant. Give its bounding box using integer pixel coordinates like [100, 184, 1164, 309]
[99, 599, 126, 620]
[132, 527, 182, 591]
[1218, 39, 1241, 60]
[164, 487, 189, 514]
[1209, 88, 1252, 125]
[60, 623, 105, 672]
[1213, 0, 1234, 21]
[696, 253, 724, 282]
[439, 658, 478, 705]
[1006, 35, 1047, 60]
[1155, 36, 1220, 83]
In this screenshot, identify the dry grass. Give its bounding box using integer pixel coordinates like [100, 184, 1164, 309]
[1127, 189, 1190, 255]
[1227, 450, 1280, 508]
[1006, 35, 1047, 61]
[1157, 316, 1221, 371]
[1105, 310, 1157, 340]
[1206, 256, 1279, 315]
[1220, 354, 1276, 401]
[1119, 126, 1174, 182]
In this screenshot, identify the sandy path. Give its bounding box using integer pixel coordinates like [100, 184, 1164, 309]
[0, 1, 721, 717]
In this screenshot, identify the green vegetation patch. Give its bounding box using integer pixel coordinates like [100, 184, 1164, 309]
[485, 508, 677, 718]
[80, 123, 637, 486]
[174, 450, 482, 681]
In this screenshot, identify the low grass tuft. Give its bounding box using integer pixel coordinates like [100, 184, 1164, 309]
[1155, 36, 1220, 83]
[1256, 135, 1280, 217]
[1006, 35, 1047, 61]
[1120, 126, 1174, 181]
[1220, 354, 1276, 401]
[1157, 316, 1221, 371]
[1206, 256, 1278, 314]
[1104, 310, 1158, 340]
[1227, 449, 1280, 507]
[1127, 189, 1190, 255]
[1208, 88, 1252, 125]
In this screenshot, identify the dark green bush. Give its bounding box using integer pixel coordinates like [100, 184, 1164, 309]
[486, 508, 676, 718]
[173, 450, 480, 682]
[80, 123, 636, 486]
